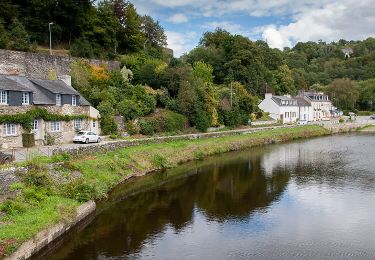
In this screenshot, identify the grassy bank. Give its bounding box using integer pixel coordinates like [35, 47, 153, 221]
[0, 125, 329, 257]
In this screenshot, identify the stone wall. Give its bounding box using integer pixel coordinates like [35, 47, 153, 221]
[0, 49, 120, 79]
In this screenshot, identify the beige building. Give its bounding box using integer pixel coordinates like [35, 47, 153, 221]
[298, 91, 332, 121]
[0, 75, 100, 149]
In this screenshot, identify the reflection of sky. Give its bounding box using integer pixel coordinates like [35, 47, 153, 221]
[129, 134, 375, 259]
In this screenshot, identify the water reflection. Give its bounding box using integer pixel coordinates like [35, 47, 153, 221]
[38, 134, 375, 260]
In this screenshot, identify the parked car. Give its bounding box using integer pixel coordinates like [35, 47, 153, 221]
[0, 152, 13, 164]
[297, 120, 308, 125]
[73, 131, 101, 144]
[370, 114, 375, 120]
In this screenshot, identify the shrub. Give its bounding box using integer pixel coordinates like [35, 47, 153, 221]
[152, 154, 170, 169]
[256, 111, 263, 119]
[63, 179, 95, 202]
[339, 117, 345, 123]
[100, 116, 118, 135]
[22, 133, 35, 148]
[125, 120, 140, 135]
[139, 119, 155, 135]
[139, 110, 188, 135]
[44, 133, 55, 145]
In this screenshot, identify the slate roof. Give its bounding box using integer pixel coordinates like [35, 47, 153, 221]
[5, 75, 55, 105]
[30, 79, 79, 95]
[0, 74, 91, 106]
[0, 75, 32, 92]
[293, 97, 310, 106]
[272, 96, 298, 106]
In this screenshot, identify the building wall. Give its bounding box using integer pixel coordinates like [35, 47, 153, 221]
[311, 101, 332, 121]
[0, 104, 100, 149]
[259, 98, 281, 121]
[258, 98, 299, 123]
[0, 49, 120, 79]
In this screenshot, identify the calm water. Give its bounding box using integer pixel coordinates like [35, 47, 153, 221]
[40, 134, 375, 260]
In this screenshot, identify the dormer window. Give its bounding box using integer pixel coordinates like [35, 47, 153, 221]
[0, 91, 7, 104]
[72, 95, 77, 106]
[22, 92, 30, 105]
[56, 94, 61, 106]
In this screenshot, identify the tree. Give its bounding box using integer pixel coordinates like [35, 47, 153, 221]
[274, 65, 296, 95]
[141, 15, 167, 49]
[0, 19, 9, 49]
[327, 78, 359, 110]
[8, 18, 30, 51]
[357, 79, 375, 111]
[193, 61, 214, 84]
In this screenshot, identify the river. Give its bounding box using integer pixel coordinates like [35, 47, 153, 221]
[37, 133, 375, 259]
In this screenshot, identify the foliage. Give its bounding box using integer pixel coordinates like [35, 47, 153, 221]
[0, 107, 88, 133]
[8, 18, 30, 51]
[22, 133, 35, 148]
[138, 110, 188, 135]
[327, 78, 359, 110]
[0, 18, 9, 49]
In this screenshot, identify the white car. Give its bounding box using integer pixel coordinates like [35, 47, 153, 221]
[73, 131, 101, 144]
[297, 120, 308, 125]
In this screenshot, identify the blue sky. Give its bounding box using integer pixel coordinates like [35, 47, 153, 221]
[131, 0, 375, 57]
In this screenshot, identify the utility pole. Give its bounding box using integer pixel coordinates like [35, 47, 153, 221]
[49, 22, 54, 55]
[230, 82, 233, 108]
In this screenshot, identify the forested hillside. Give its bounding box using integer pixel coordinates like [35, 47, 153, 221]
[0, 0, 168, 59]
[0, 1, 374, 135]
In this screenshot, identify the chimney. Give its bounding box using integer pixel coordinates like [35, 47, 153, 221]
[58, 75, 72, 86]
[265, 93, 272, 99]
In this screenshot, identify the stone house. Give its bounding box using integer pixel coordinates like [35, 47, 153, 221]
[0, 74, 100, 149]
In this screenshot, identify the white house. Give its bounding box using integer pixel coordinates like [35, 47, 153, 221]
[258, 94, 299, 124]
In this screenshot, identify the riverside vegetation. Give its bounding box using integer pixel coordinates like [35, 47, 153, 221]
[0, 125, 329, 257]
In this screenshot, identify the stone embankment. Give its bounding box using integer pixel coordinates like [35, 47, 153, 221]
[4, 201, 96, 260]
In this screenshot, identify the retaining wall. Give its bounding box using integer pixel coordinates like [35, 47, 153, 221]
[0, 49, 120, 79]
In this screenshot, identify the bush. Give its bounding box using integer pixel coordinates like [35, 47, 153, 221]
[339, 117, 345, 123]
[100, 116, 117, 135]
[139, 110, 188, 135]
[22, 133, 35, 148]
[70, 38, 94, 58]
[63, 179, 95, 202]
[139, 119, 155, 135]
[44, 133, 55, 145]
[125, 120, 140, 135]
[256, 111, 263, 119]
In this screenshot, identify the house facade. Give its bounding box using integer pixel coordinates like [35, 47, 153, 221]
[258, 94, 299, 124]
[259, 91, 332, 124]
[0, 74, 100, 149]
[299, 91, 332, 121]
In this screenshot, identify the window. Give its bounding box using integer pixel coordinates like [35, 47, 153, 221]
[92, 120, 96, 128]
[72, 95, 77, 106]
[51, 121, 61, 132]
[22, 92, 30, 105]
[33, 120, 39, 131]
[0, 91, 7, 104]
[3, 123, 16, 136]
[56, 94, 61, 106]
[74, 119, 82, 130]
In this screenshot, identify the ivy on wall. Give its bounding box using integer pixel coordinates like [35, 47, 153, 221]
[0, 107, 89, 132]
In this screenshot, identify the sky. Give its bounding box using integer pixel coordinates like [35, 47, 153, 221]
[131, 0, 375, 57]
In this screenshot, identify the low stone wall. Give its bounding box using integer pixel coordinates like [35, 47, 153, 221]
[52, 125, 297, 157]
[5, 201, 96, 260]
[0, 49, 120, 79]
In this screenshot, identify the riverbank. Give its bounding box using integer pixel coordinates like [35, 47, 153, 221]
[0, 125, 332, 258]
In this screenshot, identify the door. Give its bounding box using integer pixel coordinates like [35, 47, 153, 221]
[33, 119, 42, 140]
[91, 120, 98, 134]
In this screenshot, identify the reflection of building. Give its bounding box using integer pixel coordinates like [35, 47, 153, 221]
[0, 75, 100, 149]
[258, 91, 333, 123]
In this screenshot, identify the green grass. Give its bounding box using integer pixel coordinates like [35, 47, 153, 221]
[0, 125, 329, 257]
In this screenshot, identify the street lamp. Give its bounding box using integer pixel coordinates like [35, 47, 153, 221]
[49, 22, 54, 55]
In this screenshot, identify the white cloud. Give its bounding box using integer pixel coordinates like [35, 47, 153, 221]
[166, 31, 197, 57]
[201, 21, 243, 33]
[167, 13, 188, 23]
[262, 0, 375, 49]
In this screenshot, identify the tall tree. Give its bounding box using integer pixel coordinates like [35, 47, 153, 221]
[8, 18, 30, 51]
[327, 78, 359, 110]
